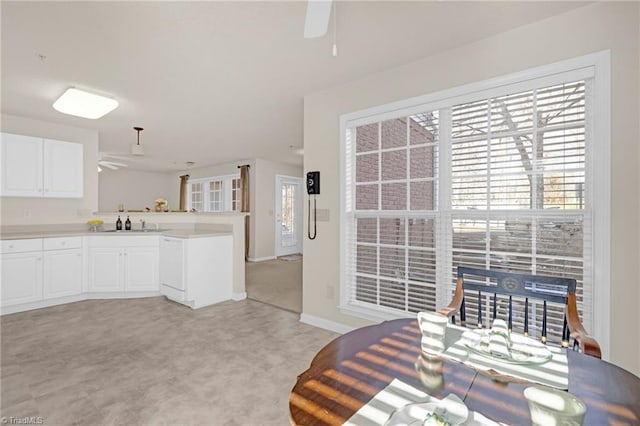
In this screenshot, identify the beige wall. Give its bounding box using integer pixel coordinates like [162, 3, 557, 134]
[1, 114, 99, 225]
[303, 2, 640, 376]
[99, 169, 173, 212]
[171, 158, 302, 260]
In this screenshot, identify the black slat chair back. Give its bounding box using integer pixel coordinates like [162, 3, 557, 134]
[439, 266, 601, 358]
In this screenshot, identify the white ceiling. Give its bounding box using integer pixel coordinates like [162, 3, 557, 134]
[1, 1, 587, 172]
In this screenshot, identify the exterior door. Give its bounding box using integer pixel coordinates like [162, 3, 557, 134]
[275, 175, 303, 257]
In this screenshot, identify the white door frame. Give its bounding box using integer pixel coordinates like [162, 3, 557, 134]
[275, 175, 303, 257]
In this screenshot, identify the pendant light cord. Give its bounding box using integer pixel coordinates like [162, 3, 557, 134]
[332, 0, 337, 57]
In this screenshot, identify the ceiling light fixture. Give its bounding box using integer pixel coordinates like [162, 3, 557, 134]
[53, 88, 118, 119]
[131, 126, 145, 156]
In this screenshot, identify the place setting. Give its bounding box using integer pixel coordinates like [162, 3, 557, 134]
[343, 310, 589, 426]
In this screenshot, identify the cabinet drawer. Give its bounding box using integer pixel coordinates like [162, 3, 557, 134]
[87, 236, 159, 248]
[1, 239, 43, 254]
[43, 237, 82, 251]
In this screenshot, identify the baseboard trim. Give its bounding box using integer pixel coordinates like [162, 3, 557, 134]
[1, 292, 162, 316]
[247, 256, 277, 262]
[299, 313, 355, 335]
[232, 292, 247, 301]
[1, 294, 86, 315]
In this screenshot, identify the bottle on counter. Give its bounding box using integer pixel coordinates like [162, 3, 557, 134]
[116, 215, 123, 231]
[125, 216, 131, 231]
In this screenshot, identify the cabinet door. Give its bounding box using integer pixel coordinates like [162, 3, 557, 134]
[43, 139, 83, 198]
[0, 133, 43, 197]
[43, 249, 82, 299]
[124, 247, 159, 292]
[1, 252, 43, 307]
[88, 248, 124, 292]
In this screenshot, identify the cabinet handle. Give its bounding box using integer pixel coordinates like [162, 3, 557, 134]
[45, 189, 49, 192]
[61, 241, 66, 245]
[8, 245, 14, 249]
[37, 257, 42, 261]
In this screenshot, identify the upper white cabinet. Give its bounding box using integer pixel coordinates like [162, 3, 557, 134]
[0, 132, 83, 198]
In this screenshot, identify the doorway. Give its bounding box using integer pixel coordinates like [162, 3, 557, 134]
[275, 175, 303, 257]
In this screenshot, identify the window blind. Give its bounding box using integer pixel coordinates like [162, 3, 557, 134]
[343, 76, 593, 335]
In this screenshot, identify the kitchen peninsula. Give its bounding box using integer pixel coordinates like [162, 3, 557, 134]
[0, 212, 248, 315]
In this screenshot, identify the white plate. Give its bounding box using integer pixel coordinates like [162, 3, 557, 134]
[462, 330, 553, 365]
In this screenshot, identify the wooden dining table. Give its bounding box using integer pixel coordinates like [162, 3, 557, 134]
[289, 318, 640, 425]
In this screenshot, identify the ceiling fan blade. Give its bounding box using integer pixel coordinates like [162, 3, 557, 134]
[304, 0, 332, 38]
[100, 162, 120, 170]
[100, 160, 128, 168]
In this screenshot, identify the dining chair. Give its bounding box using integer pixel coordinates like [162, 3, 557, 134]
[439, 266, 601, 358]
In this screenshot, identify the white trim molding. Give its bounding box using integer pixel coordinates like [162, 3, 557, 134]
[232, 291, 247, 301]
[300, 313, 356, 335]
[247, 256, 277, 262]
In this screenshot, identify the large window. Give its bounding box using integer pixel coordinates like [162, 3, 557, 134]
[341, 53, 610, 351]
[188, 175, 240, 212]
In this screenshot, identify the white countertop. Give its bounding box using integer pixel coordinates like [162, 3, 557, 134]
[1, 229, 232, 240]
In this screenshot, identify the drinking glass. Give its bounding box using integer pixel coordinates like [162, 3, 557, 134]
[524, 386, 586, 426]
[417, 311, 449, 355]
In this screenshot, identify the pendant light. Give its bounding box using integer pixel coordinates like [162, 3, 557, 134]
[130, 126, 145, 156]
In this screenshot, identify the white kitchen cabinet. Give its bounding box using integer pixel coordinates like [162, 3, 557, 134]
[43, 139, 83, 198]
[88, 248, 124, 292]
[124, 247, 159, 291]
[1, 239, 44, 308]
[43, 249, 83, 299]
[159, 235, 232, 309]
[87, 237, 159, 293]
[0, 133, 43, 197]
[0, 132, 83, 198]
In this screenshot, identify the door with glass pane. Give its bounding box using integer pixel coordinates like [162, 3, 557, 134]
[275, 176, 303, 256]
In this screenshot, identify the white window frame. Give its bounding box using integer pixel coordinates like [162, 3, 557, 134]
[339, 51, 611, 359]
[187, 174, 241, 212]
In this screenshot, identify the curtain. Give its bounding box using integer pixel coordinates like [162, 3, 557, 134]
[239, 165, 250, 258]
[179, 175, 189, 211]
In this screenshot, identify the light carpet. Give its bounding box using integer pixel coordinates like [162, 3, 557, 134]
[245, 258, 302, 313]
[0, 297, 337, 425]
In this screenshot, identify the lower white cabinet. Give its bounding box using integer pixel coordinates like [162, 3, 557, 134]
[124, 247, 159, 291]
[1, 251, 43, 307]
[1, 236, 83, 308]
[87, 237, 159, 293]
[43, 248, 83, 299]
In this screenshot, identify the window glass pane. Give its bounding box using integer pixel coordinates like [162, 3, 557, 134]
[410, 146, 435, 179]
[356, 185, 378, 210]
[381, 182, 406, 210]
[381, 118, 406, 149]
[356, 123, 378, 153]
[191, 182, 203, 211]
[381, 150, 406, 181]
[356, 154, 378, 183]
[357, 218, 377, 244]
[379, 218, 405, 246]
[410, 181, 434, 211]
[410, 112, 438, 145]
